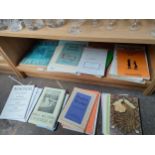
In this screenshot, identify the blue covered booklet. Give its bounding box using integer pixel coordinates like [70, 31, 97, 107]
[20, 40, 58, 67]
[58, 87, 96, 132]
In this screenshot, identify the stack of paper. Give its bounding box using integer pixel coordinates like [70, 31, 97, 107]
[77, 47, 108, 77]
[19, 40, 58, 71]
[0, 85, 42, 122]
[58, 87, 100, 135]
[101, 93, 142, 135]
[47, 41, 87, 74]
[108, 45, 150, 84]
[28, 87, 66, 131]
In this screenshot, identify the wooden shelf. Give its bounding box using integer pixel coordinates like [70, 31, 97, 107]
[17, 65, 149, 91]
[0, 20, 154, 44]
[0, 53, 13, 73]
[16, 43, 155, 94]
[0, 37, 35, 77]
[0, 21, 155, 95]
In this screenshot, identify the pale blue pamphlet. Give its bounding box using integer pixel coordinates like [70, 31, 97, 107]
[21, 41, 58, 66]
[56, 43, 86, 66]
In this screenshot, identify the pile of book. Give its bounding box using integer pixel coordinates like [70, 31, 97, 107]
[0, 85, 67, 131]
[58, 87, 100, 135]
[108, 45, 150, 84]
[0, 85, 43, 122]
[18, 40, 150, 85]
[0, 85, 142, 135]
[19, 40, 111, 77]
[101, 93, 142, 135]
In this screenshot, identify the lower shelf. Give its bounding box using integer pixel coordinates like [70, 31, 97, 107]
[17, 66, 149, 91]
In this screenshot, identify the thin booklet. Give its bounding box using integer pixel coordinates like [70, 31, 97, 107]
[47, 41, 87, 74]
[77, 47, 108, 77]
[58, 87, 96, 133]
[0, 85, 35, 122]
[28, 87, 66, 131]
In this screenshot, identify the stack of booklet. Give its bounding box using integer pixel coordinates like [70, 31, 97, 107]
[101, 93, 142, 135]
[47, 40, 108, 77]
[0, 85, 67, 131]
[58, 87, 100, 135]
[0, 84, 143, 135]
[18, 40, 110, 77]
[108, 45, 150, 84]
[0, 85, 43, 122]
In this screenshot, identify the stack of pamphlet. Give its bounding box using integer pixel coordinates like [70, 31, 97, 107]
[101, 93, 142, 135]
[108, 45, 150, 83]
[58, 87, 100, 135]
[0, 85, 42, 122]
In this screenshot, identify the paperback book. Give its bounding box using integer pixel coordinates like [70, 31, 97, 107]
[28, 87, 66, 131]
[0, 85, 42, 122]
[77, 47, 108, 77]
[47, 41, 87, 74]
[108, 45, 150, 84]
[19, 40, 58, 71]
[101, 93, 142, 135]
[58, 87, 100, 134]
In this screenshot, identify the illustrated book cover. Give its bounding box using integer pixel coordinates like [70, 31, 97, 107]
[28, 87, 66, 131]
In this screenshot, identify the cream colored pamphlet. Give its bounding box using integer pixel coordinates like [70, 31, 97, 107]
[47, 44, 84, 74]
[58, 87, 96, 132]
[28, 87, 66, 130]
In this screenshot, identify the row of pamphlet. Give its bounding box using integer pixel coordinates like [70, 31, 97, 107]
[0, 85, 142, 135]
[18, 40, 150, 84]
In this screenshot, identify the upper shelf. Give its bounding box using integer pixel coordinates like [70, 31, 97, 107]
[0, 20, 155, 44]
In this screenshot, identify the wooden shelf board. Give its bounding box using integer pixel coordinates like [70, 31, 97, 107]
[17, 65, 148, 90]
[0, 20, 154, 44]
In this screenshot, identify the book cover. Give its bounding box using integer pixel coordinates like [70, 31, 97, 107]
[108, 49, 145, 84]
[77, 47, 108, 77]
[47, 42, 86, 73]
[62, 90, 100, 134]
[110, 94, 142, 135]
[117, 45, 150, 80]
[101, 93, 111, 135]
[58, 87, 96, 132]
[28, 87, 66, 130]
[20, 41, 58, 67]
[0, 85, 35, 122]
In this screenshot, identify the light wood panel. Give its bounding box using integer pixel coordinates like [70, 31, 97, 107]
[17, 66, 148, 90]
[0, 20, 154, 44]
[0, 37, 35, 78]
[143, 45, 155, 95]
[0, 50, 13, 74]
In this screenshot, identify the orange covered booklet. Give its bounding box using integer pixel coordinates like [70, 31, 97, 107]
[84, 91, 100, 135]
[117, 45, 150, 80]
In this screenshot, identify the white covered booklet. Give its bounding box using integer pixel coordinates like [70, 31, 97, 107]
[0, 85, 35, 121]
[77, 47, 108, 77]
